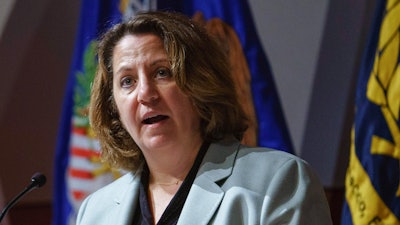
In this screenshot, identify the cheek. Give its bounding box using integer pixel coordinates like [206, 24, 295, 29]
[113, 95, 136, 129]
[118, 106, 140, 139]
[172, 93, 200, 125]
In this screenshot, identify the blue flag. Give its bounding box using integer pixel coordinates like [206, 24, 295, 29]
[341, 0, 400, 224]
[158, 0, 294, 153]
[53, 1, 124, 225]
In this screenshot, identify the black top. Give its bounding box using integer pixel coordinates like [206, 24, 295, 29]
[132, 142, 210, 225]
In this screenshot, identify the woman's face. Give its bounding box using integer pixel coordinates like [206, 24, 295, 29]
[112, 34, 202, 154]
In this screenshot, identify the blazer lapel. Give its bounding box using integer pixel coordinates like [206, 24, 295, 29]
[177, 140, 240, 225]
[113, 168, 142, 225]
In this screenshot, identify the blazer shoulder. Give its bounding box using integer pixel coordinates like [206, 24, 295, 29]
[232, 144, 322, 192]
[236, 145, 307, 168]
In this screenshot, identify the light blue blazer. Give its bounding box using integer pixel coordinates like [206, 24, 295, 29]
[77, 140, 332, 225]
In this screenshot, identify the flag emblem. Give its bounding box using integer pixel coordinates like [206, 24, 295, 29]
[342, 0, 400, 224]
[66, 41, 122, 222]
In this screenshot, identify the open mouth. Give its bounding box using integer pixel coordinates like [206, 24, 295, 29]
[142, 115, 169, 124]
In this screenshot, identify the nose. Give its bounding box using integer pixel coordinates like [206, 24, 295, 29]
[137, 77, 159, 104]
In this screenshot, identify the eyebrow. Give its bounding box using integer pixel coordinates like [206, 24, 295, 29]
[115, 58, 170, 74]
[114, 66, 133, 76]
[150, 58, 170, 66]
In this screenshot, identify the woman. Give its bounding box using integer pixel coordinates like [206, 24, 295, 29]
[77, 11, 332, 225]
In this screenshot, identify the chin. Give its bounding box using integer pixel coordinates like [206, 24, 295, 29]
[142, 136, 172, 150]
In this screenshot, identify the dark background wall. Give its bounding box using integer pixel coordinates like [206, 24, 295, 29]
[0, 1, 80, 223]
[0, 0, 376, 224]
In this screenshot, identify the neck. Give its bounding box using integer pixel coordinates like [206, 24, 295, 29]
[144, 138, 203, 186]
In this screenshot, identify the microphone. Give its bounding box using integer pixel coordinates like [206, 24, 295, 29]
[0, 173, 46, 223]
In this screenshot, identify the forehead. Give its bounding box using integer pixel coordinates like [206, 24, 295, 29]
[114, 33, 163, 54]
[112, 34, 168, 72]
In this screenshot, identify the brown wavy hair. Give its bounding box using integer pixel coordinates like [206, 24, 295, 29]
[90, 11, 248, 171]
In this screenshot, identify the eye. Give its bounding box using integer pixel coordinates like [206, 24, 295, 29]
[155, 68, 172, 79]
[120, 76, 136, 88]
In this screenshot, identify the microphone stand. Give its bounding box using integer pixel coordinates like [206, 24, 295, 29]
[0, 173, 46, 223]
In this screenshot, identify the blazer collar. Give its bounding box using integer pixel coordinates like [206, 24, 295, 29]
[177, 139, 241, 225]
[113, 167, 143, 225]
